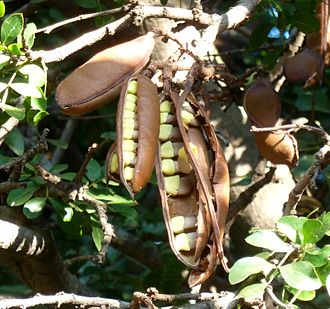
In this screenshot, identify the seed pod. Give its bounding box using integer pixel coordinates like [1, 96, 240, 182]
[243, 78, 280, 127]
[244, 78, 299, 168]
[56, 33, 155, 116]
[284, 48, 324, 88]
[155, 93, 230, 286]
[106, 75, 160, 197]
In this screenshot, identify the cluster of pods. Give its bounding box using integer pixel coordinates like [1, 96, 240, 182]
[56, 33, 230, 286]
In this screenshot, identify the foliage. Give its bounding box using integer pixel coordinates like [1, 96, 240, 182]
[0, 0, 330, 308]
[229, 213, 330, 306]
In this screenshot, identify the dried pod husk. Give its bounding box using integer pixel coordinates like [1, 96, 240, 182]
[284, 48, 324, 88]
[106, 75, 160, 198]
[243, 78, 281, 127]
[56, 33, 155, 116]
[156, 93, 230, 286]
[244, 79, 299, 168]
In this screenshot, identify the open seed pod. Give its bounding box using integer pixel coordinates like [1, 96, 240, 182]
[155, 92, 230, 287]
[56, 33, 155, 116]
[106, 75, 160, 198]
[244, 78, 299, 168]
[284, 48, 324, 88]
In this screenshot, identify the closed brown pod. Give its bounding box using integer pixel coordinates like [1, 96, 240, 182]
[56, 33, 155, 116]
[244, 78, 299, 168]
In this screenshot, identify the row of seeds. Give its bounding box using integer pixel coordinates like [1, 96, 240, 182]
[158, 99, 200, 255]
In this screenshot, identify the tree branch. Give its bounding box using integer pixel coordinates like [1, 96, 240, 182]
[0, 117, 19, 146]
[30, 0, 261, 63]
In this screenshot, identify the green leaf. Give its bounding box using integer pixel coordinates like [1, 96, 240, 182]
[1, 14, 24, 45]
[326, 274, 330, 297]
[237, 283, 267, 301]
[92, 224, 103, 251]
[1, 103, 25, 120]
[302, 219, 324, 244]
[4, 127, 24, 156]
[280, 261, 322, 291]
[33, 110, 48, 125]
[86, 159, 102, 182]
[7, 43, 22, 55]
[7, 181, 40, 206]
[277, 215, 306, 243]
[305, 245, 330, 267]
[23, 23, 37, 49]
[50, 164, 68, 174]
[10, 82, 42, 98]
[0, 53, 10, 67]
[110, 204, 138, 221]
[88, 187, 134, 205]
[49, 198, 73, 222]
[229, 257, 275, 285]
[23, 197, 46, 219]
[286, 287, 316, 301]
[249, 23, 274, 50]
[160, 0, 168, 5]
[0, 1, 5, 18]
[316, 260, 330, 285]
[245, 230, 292, 252]
[30, 97, 47, 111]
[19, 64, 46, 87]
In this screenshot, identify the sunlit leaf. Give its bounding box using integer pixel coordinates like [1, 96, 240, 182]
[280, 261, 322, 291]
[1, 13, 24, 45]
[10, 82, 42, 98]
[286, 287, 316, 301]
[229, 257, 275, 285]
[302, 219, 324, 244]
[33, 110, 48, 125]
[49, 198, 74, 222]
[30, 97, 47, 111]
[0, 82, 7, 93]
[245, 229, 292, 252]
[277, 215, 306, 243]
[19, 64, 46, 87]
[0, 1, 5, 18]
[23, 197, 46, 219]
[326, 274, 330, 297]
[23, 23, 37, 49]
[305, 245, 330, 267]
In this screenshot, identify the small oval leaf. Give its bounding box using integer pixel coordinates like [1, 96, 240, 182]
[280, 261, 322, 291]
[245, 229, 292, 252]
[1, 13, 24, 45]
[23, 197, 46, 219]
[7, 182, 39, 207]
[229, 257, 275, 285]
[10, 82, 42, 98]
[238, 283, 267, 301]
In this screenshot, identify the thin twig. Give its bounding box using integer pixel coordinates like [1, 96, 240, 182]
[36, 7, 124, 34]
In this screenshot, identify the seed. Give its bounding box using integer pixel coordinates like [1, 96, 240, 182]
[125, 94, 137, 111]
[170, 216, 197, 233]
[164, 175, 180, 195]
[123, 151, 136, 166]
[159, 124, 173, 141]
[161, 159, 176, 175]
[122, 140, 137, 152]
[174, 232, 196, 251]
[123, 125, 135, 140]
[123, 109, 136, 119]
[109, 152, 119, 173]
[124, 166, 134, 181]
[164, 174, 194, 196]
[160, 100, 172, 112]
[127, 80, 138, 94]
[181, 110, 196, 127]
[160, 141, 175, 158]
[178, 142, 198, 162]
